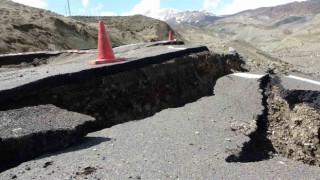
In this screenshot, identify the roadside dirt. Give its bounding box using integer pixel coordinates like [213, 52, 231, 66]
[267, 85, 320, 166]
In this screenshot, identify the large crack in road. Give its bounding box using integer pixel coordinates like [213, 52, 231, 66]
[0, 46, 244, 171]
[0, 43, 319, 178]
[267, 77, 320, 166]
[1, 72, 320, 179]
[226, 74, 320, 167]
[226, 75, 276, 162]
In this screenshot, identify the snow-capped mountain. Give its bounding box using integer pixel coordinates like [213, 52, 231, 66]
[143, 8, 222, 26]
[142, 8, 180, 21]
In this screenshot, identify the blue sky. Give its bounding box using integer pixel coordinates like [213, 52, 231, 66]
[12, 0, 307, 16]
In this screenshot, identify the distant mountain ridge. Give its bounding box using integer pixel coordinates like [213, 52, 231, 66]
[175, 0, 320, 76]
[234, 0, 320, 22]
[142, 0, 320, 27]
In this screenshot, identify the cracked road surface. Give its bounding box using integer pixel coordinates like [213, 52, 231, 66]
[0, 105, 95, 171]
[0, 44, 207, 102]
[1, 73, 319, 179]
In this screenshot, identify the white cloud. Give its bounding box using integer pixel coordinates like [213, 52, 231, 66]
[82, 0, 89, 8]
[91, 3, 103, 12]
[79, 2, 105, 16]
[122, 0, 161, 16]
[203, 0, 222, 10]
[78, 8, 86, 14]
[100, 11, 117, 16]
[218, 0, 308, 15]
[12, 0, 48, 8]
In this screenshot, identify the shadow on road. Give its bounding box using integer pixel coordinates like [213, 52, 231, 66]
[42, 136, 112, 157]
[0, 137, 111, 173]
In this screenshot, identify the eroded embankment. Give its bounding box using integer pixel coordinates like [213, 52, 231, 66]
[0, 51, 244, 171]
[1, 52, 244, 130]
[267, 79, 320, 166]
[226, 75, 320, 166]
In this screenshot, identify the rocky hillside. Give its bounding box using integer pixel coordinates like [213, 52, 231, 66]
[0, 0, 179, 54]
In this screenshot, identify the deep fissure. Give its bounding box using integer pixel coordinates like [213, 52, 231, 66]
[267, 78, 320, 166]
[226, 75, 276, 162]
[226, 75, 320, 166]
[0, 52, 245, 171]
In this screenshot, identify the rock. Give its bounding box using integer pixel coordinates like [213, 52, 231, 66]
[43, 161, 53, 168]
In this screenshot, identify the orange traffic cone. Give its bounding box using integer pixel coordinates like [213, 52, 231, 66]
[89, 21, 125, 65]
[168, 30, 173, 41]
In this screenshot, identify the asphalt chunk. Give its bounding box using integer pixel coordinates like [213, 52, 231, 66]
[0, 105, 95, 171]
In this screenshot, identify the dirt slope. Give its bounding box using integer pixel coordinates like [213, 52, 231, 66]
[0, 0, 180, 54]
[0, 0, 97, 53]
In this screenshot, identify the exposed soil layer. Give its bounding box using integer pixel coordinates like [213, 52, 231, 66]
[0, 52, 244, 132]
[267, 85, 320, 166]
[226, 75, 320, 167]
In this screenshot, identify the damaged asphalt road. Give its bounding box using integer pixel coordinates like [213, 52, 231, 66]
[0, 105, 95, 171]
[0, 43, 244, 172]
[279, 73, 320, 109]
[0, 41, 319, 178]
[0, 44, 208, 102]
[1, 73, 320, 179]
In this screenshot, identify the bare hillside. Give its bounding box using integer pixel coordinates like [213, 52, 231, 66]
[230, 0, 320, 25]
[73, 15, 182, 46]
[0, 0, 179, 54]
[0, 0, 97, 53]
[176, 0, 320, 76]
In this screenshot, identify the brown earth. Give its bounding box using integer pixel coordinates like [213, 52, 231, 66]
[267, 85, 320, 166]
